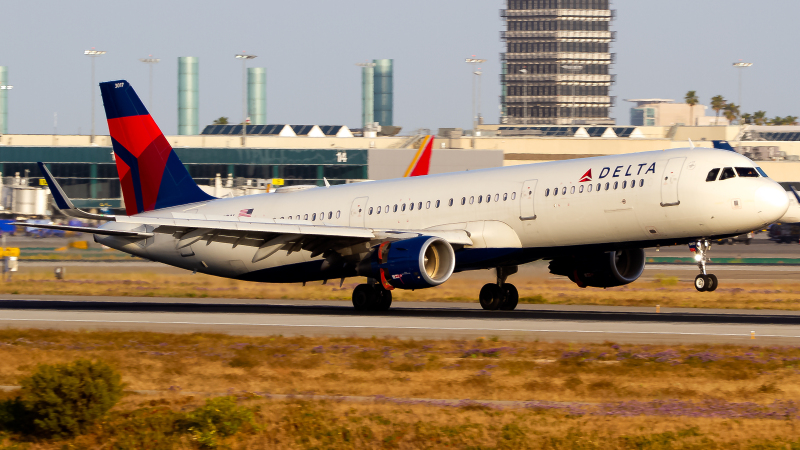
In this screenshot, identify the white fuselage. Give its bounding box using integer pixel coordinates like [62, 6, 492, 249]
[97, 148, 788, 282]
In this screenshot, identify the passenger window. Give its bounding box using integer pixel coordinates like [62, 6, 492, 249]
[296, 215, 300, 220]
[328, 212, 332, 219]
[402, 203, 406, 211]
[461, 197, 466, 205]
[735, 167, 759, 178]
[579, 185, 584, 193]
[320, 211, 324, 219]
[336, 211, 341, 219]
[719, 167, 736, 180]
[426, 201, 431, 209]
[503, 193, 508, 201]
[622, 180, 627, 189]
[495, 194, 499, 202]
[280, 217, 284, 219]
[418, 202, 422, 210]
[562, 187, 566, 195]
[393, 204, 398, 212]
[588, 184, 592, 192]
[545, 188, 550, 196]
[553, 188, 558, 196]
[478, 195, 483, 204]
[377, 206, 381, 214]
[706, 168, 720, 182]
[596, 183, 601, 191]
[511, 192, 516, 200]
[368, 207, 373, 215]
[304, 214, 308, 220]
[630, 180, 635, 189]
[486, 194, 491, 203]
[613, 182, 618, 190]
[570, 186, 575, 194]
[604, 182, 609, 190]
[639, 179, 643, 187]
[447, 199, 452, 206]
[312, 213, 317, 221]
[409, 202, 414, 211]
[435, 200, 440, 208]
[385, 205, 389, 213]
[469, 196, 475, 204]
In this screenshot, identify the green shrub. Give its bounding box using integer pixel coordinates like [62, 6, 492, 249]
[19, 359, 124, 439]
[109, 407, 183, 450]
[182, 396, 254, 448]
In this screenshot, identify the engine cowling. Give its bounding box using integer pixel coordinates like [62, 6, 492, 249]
[549, 248, 646, 288]
[358, 236, 456, 290]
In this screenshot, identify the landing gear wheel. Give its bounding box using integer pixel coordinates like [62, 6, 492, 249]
[352, 284, 375, 311]
[479, 283, 502, 310]
[373, 285, 393, 311]
[499, 284, 519, 310]
[694, 274, 709, 292]
[706, 274, 718, 292]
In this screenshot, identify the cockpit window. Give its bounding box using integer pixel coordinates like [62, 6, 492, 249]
[706, 168, 720, 182]
[735, 167, 759, 178]
[719, 167, 736, 180]
[756, 167, 768, 178]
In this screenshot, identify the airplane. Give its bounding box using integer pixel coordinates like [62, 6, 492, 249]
[22, 80, 790, 311]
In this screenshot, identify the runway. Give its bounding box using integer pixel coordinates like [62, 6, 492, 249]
[2, 295, 800, 345]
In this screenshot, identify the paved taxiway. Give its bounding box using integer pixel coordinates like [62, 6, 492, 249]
[2, 295, 800, 345]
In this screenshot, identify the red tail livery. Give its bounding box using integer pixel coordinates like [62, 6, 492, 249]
[100, 80, 213, 215]
[404, 135, 434, 177]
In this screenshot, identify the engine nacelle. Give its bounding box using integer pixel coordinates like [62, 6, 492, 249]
[358, 236, 456, 290]
[549, 248, 646, 288]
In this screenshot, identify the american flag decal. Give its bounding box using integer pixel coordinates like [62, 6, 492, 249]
[238, 208, 253, 217]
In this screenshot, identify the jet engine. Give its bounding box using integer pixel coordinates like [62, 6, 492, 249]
[358, 236, 456, 290]
[549, 248, 646, 288]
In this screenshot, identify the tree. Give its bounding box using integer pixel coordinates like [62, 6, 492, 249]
[741, 113, 753, 125]
[723, 103, 740, 124]
[710, 95, 726, 124]
[685, 91, 699, 126]
[784, 116, 799, 126]
[753, 110, 767, 125]
[213, 117, 229, 125]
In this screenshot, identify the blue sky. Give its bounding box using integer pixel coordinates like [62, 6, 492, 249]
[2, 0, 798, 135]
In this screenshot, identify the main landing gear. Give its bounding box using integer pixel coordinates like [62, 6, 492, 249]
[479, 266, 519, 310]
[352, 282, 393, 311]
[691, 240, 718, 292]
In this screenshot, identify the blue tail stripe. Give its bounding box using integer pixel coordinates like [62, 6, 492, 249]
[110, 137, 145, 214]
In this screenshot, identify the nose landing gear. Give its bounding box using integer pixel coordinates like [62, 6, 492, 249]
[691, 240, 718, 292]
[479, 266, 519, 310]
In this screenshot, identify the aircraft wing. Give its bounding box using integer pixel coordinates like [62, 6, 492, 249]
[38, 162, 116, 221]
[10, 222, 153, 238]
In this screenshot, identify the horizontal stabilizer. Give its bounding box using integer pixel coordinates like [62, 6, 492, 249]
[38, 162, 115, 221]
[12, 223, 152, 238]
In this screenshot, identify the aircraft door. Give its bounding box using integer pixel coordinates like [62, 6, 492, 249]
[350, 197, 369, 227]
[519, 179, 538, 221]
[660, 157, 686, 207]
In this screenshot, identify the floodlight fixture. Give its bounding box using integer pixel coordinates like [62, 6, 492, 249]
[84, 48, 106, 144]
[235, 53, 257, 144]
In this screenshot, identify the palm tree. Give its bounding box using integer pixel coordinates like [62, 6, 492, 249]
[770, 116, 785, 126]
[784, 116, 799, 126]
[213, 117, 229, 125]
[723, 103, 739, 124]
[710, 95, 726, 125]
[753, 111, 767, 126]
[685, 91, 699, 126]
[741, 113, 753, 125]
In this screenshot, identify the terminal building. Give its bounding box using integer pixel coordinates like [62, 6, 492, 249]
[500, 0, 615, 125]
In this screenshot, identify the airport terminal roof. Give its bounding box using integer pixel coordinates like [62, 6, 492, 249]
[201, 124, 352, 137]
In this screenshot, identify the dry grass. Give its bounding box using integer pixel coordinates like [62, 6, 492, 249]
[2, 329, 800, 405]
[2, 268, 800, 311]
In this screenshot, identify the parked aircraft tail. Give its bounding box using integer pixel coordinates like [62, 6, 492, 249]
[100, 80, 213, 215]
[404, 135, 434, 177]
[712, 140, 735, 151]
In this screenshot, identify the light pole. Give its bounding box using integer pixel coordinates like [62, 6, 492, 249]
[235, 53, 257, 146]
[465, 57, 486, 131]
[519, 68, 528, 124]
[733, 61, 752, 124]
[561, 64, 584, 125]
[84, 49, 106, 144]
[139, 56, 160, 110]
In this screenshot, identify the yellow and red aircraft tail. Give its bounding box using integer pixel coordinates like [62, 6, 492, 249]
[403, 135, 434, 177]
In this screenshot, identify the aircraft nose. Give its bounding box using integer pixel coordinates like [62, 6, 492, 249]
[755, 183, 790, 223]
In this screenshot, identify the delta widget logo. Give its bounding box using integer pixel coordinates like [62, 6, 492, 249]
[579, 169, 592, 182]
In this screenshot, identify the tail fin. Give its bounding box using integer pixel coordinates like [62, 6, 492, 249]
[403, 135, 434, 177]
[100, 80, 213, 215]
[712, 140, 735, 151]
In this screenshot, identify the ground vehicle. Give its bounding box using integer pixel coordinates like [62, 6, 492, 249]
[768, 223, 800, 243]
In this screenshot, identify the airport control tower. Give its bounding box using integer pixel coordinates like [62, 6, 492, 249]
[500, 0, 615, 125]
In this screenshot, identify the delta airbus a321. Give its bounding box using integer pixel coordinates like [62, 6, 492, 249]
[23, 80, 789, 311]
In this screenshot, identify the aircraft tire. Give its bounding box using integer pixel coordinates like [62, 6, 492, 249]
[479, 283, 502, 310]
[373, 286, 393, 311]
[694, 274, 708, 292]
[706, 274, 718, 292]
[499, 284, 519, 310]
[352, 284, 375, 311]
